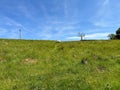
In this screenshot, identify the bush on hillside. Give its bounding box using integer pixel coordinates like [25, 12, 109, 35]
[108, 28, 120, 40]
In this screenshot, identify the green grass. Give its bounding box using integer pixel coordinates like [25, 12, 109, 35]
[0, 39, 120, 90]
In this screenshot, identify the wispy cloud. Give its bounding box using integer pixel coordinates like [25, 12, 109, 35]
[39, 1, 49, 18]
[0, 16, 34, 39]
[64, 0, 69, 18]
[103, 0, 110, 5]
[34, 21, 78, 40]
[3, 17, 23, 27]
[0, 0, 119, 40]
[17, 4, 37, 20]
[0, 28, 7, 36]
[0, 28, 19, 39]
[92, 0, 112, 27]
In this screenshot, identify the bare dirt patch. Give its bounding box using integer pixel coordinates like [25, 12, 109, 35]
[112, 55, 120, 59]
[115, 55, 120, 58]
[22, 58, 38, 64]
[96, 65, 106, 73]
[0, 57, 6, 62]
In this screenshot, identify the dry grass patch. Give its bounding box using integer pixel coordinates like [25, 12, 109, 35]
[115, 55, 120, 58]
[22, 58, 38, 64]
[0, 57, 6, 62]
[96, 65, 106, 73]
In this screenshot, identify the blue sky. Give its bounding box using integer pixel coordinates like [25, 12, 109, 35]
[0, 0, 120, 40]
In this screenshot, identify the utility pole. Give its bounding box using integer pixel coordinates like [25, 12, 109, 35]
[19, 29, 22, 39]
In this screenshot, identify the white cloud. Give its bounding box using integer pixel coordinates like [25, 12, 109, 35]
[66, 33, 109, 40]
[34, 20, 80, 40]
[85, 33, 109, 39]
[94, 21, 110, 27]
[0, 28, 7, 35]
[67, 36, 80, 40]
[0, 28, 19, 39]
[35, 24, 77, 40]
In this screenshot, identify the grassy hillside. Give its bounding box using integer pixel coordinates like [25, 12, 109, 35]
[0, 39, 120, 90]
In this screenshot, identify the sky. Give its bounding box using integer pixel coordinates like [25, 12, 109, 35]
[0, 0, 120, 40]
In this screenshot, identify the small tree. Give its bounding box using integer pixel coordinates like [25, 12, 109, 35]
[108, 34, 116, 40]
[116, 28, 120, 39]
[78, 33, 85, 41]
[108, 27, 120, 40]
